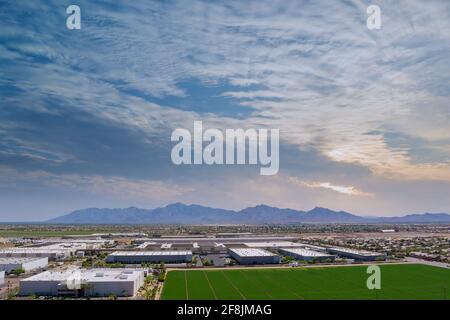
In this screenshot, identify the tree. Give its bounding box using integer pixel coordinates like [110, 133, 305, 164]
[108, 293, 117, 300]
[28, 293, 38, 299]
[82, 258, 93, 268]
[142, 288, 154, 300]
[10, 268, 25, 275]
[144, 275, 153, 285]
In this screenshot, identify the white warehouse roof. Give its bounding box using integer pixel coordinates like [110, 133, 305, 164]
[39, 243, 86, 250]
[0, 257, 47, 264]
[328, 247, 383, 256]
[229, 248, 277, 257]
[82, 269, 144, 282]
[21, 268, 144, 282]
[280, 248, 333, 257]
[0, 248, 71, 254]
[108, 251, 192, 256]
[244, 241, 303, 248]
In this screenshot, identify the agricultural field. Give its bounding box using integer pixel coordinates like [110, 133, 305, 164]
[0, 226, 125, 238]
[161, 264, 450, 300]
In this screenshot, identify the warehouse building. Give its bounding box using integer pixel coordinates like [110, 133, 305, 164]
[0, 271, 4, 286]
[106, 251, 193, 264]
[39, 243, 87, 251]
[279, 248, 335, 262]
[244, 241, 304, 249]
[327, 247, 386, 261]
[228, 248, 280, 265]
[298, 244, 328, 253]
[0, 257, 48, 273]
[19, 268, 145, 297]
[33, 239, 113, 248]
[0, 248, 73, 261]
[133, 236, 298, 245]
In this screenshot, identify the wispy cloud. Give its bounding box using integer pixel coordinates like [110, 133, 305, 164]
[0, 166, 192, 201]
[288, 176, 374, 197]
[1, 1, 450, 219]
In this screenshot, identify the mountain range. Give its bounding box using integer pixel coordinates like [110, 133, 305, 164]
[45, 203, 450, 224]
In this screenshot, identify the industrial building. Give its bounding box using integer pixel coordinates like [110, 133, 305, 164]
[0, 271, 4, 286]
[131, 236, 301, 256]
[327, 247, 387, 261]
[33, 239, 113, 248]
[0, 248, 74, 261]
[19, 268, 145, 297]
[106, 251, 193, 264]
[0, 257, 48, 273]
[133, 236, 298, 245]
[228, 248, 280, 265]
[244, 241, 304, 249]
[297, 244, 328, 253]
[38, 243, 88, 251]
[279, 248, 335, 262]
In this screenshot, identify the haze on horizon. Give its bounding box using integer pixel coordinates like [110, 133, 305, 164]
[1, 0, 450, 221]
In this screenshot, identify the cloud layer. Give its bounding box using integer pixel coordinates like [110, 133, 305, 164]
[1, 0, 450, 220]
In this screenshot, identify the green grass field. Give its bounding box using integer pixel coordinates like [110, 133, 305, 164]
[161, 264, 450, 300]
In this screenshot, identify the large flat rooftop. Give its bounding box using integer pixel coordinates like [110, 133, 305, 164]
[0, 248, 71, 254]
[280, 248, 334, 257]
[108, 250, 192, 256]
[38, 243, 86, 250]
[244, 241, 303, 248]
[135, 236, 298, 244]
[229, 248, 277, 257]
[21, 268, 144, 282]
[0, 257, 48, 264]
[328, 247, 384, 256]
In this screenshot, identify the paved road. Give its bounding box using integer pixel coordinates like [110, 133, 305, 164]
[405, 257, 449, 269]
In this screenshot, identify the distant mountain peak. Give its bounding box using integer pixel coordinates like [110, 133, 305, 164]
[164, 202, 187, 208]
[246, 204, 279, 210]
[45, 203, 450, 225]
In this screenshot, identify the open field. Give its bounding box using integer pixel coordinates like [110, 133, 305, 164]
[0, 227, 126, 238]
[161, 264, 450, 300]
[0, 230, 98, 237]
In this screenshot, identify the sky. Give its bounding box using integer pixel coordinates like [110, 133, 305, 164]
[1, 0, 450, 221]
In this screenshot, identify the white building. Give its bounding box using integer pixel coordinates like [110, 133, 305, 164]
[133, 236, 298, 245]
[327, 247, 386, 261]
[244, 241, 304, 249]
[19, 268, 145, 297]
[0, 248, 73, 261]
[279, 248, 335, 262]
[228, 248, 280, 265]
[106, 251, 193, 264]
[0, 270, 4, 286]
[33, 239, 113, 248]
[296, 243, 329, 253]
[0, 257, 48, 273]
[39, 243, 87, 251]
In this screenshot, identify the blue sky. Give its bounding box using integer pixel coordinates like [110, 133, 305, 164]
[1, 0, 450, 221]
